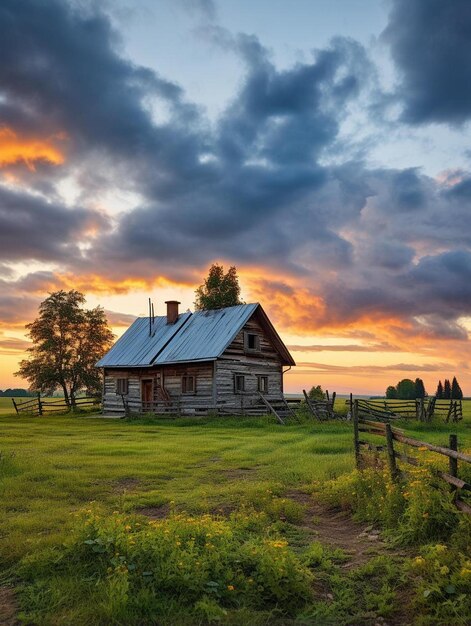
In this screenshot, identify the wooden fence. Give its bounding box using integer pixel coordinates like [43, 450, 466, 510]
[301, 390, 345, 420]
[12, 395, 101, 416]
[352, 400, 471, 516]
[346, 397, 462, 423]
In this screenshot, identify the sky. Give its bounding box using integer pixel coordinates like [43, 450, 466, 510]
[1, 0, 471, 395]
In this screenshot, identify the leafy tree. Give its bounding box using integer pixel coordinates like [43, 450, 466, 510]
[195, 264, 244, 310]
[451, 376, 463, 399]
[443, 379, 451, 399]
[414, 378, 426, 399]
[436, 380, 443, 399]
[16, 290, 114, 407]
[396, 378, 416, 400]
[385, 385, 398, 399]
[308, 385, 326, 401]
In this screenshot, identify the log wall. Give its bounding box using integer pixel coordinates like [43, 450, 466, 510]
[215, 316, 284, 412]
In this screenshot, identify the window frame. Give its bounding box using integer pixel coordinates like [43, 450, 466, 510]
[116, 378, 128, 395]
[257, 375, 269, 394]
[244, 331, 261, 352]
[234, 374, 245, 393]
[181, 374, 196, 395]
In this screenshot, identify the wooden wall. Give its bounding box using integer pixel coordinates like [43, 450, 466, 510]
[215, 315, 284, 412]
[103, 362, 214, 414]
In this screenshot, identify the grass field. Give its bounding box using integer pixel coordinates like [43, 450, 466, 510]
[1, 404, 470, 624]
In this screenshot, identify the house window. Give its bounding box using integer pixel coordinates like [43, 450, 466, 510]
[116, 378, 128, 395]
[182, 375, 196, 394]
[257, 375, 268, 394]
[234, 374, 245, 393]
[244, 332, 260, 352]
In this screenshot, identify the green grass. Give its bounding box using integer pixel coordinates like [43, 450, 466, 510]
[1, 404, 471, 624]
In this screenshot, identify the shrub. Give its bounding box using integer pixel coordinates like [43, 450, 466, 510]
[408, 542, 471, 623]
[19, 508, 313, 623]
[319, 466, 460, 545]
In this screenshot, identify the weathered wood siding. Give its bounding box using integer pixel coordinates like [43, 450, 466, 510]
[161, 363, 213, 408]
[103, 363, 214, 414]
[215, 315, 284, 411]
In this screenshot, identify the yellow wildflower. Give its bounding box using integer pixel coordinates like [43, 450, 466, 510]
[227, 585, 235, 591]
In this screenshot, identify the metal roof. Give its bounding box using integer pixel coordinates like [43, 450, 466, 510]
[96, 312, 191, 367]
[97, 303, 295, 368]
[154, 303, 258, 364]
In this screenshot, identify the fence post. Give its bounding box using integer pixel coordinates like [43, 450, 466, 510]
[385, 423, 399, 481]
[449, 434, 458, 497]
[353, 399, 360, 469]
[12, 398, 18, 415]
[37, 392, 43, 416]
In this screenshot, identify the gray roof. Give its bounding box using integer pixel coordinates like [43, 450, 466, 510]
[96, 312, 191, 367]
[97, 303, 295, 367]
[154, 303, 258, 364]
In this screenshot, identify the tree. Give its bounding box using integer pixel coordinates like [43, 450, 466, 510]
[396, 378, 416, 400]
[451, 376, 463, 399]
[0, 388, 34, 397]
[414, 378, 426, 399]
[385, 385, 398, 399]
[436, 380, 443, 399]
[16, 290, 114, 407]
[443, 379, 451, 399]
[308, 385, 325, 401]
[195, 264, 244, 310]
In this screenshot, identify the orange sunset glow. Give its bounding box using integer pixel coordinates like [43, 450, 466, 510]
[0, 127, 65, 171]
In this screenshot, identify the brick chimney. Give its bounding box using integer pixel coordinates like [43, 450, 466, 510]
[165, 300, 180, 324]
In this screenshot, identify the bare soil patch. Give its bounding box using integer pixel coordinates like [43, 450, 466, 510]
[137, 503, 170, 519]
[219, 468, 258, 480]
[114, 477, 141, 491]
[0, 586, 19, 626]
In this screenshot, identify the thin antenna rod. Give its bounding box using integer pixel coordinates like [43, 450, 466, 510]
[151, 302, 155, 324]
[148, 297, 152, 336]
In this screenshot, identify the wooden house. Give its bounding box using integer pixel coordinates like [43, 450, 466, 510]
[96, 301, 295, 416]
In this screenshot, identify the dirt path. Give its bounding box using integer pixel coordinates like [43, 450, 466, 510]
[287, 489, 414, 626]
[0, 587, 19, 626]
[286, 489, 399, 568]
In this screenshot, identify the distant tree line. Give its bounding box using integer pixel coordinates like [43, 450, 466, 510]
[386, 378, 426, 400]
[385, 376, 463, 400]
[0, 388, 35, 397]
[435, 377, 463, 399]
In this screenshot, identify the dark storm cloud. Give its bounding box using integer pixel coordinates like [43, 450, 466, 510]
[0, 185, 107, 262]
[0, 0, 205, 195]
[383, 0, 471, 125]
[1, 0, 471, 345]
[90, 35, 371, 277]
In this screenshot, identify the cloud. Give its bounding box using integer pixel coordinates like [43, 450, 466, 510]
[383, 0, 471, 125]
[104, 310, 138, 327]
[0, 0, 471, 362]
[0, 184, 107, 263]
[0, 336, 31, 355]
[295, 361, 458, 375]
[287, 342, 400, 353]
[0, 127, 65, 171]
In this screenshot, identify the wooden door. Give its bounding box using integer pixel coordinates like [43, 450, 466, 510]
[141, 379, 153, 412]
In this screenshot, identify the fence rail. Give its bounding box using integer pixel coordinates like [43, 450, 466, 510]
[12, 395, 101, 416]
[346, 397, 462, 423]
[352, 399, 471, 516]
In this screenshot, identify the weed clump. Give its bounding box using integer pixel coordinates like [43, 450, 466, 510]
[19, 507, 313, 624]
